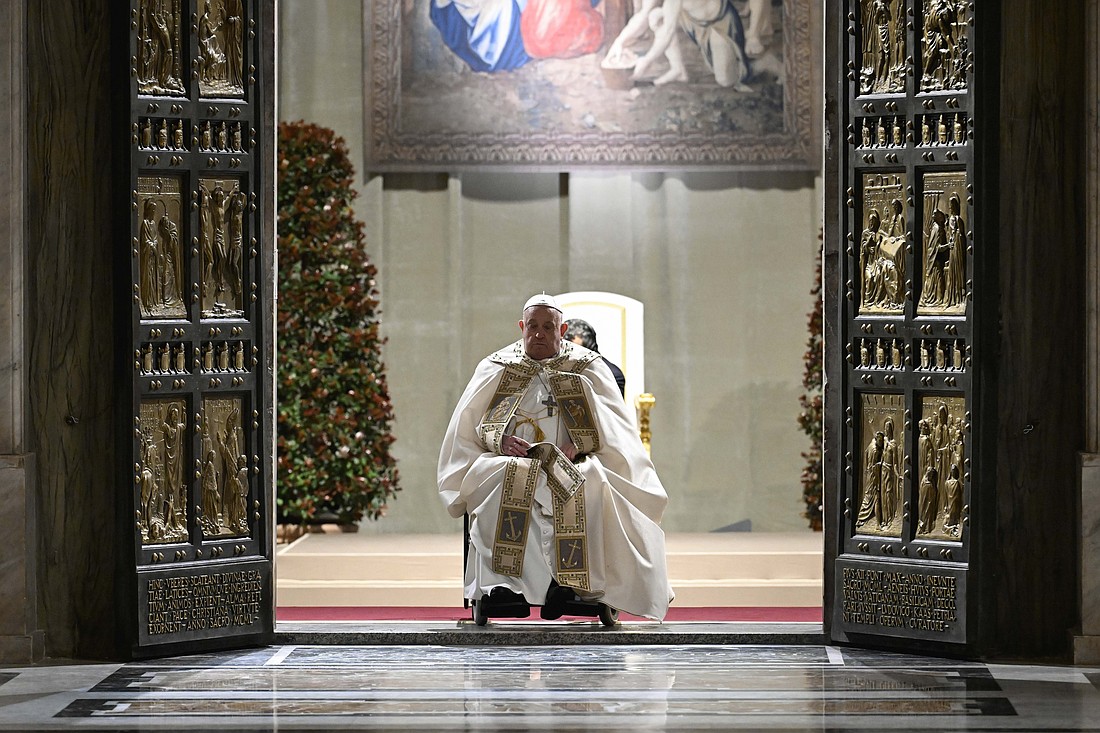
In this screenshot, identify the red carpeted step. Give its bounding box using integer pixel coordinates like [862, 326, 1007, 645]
[276, 606, 824, 622]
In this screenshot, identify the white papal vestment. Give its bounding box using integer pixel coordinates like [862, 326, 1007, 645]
[438, 339, 674, 619]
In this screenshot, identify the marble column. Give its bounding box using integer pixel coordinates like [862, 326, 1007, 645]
[0, 0, 42, 664]
[1078, 0, 1100, 665]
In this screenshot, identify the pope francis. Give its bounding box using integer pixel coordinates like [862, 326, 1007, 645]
[438, 294, 674, 620]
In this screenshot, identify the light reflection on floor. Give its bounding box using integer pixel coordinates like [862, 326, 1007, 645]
[2, 644, 1099, 731]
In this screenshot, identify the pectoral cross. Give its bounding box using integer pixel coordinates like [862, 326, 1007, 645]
[541, 393, 557, 417]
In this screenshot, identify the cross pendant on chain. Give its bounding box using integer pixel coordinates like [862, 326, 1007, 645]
[541, 393, 558, 417]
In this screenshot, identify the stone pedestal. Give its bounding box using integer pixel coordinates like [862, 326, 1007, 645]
[1075, 455, 1100, 665]
[0, 456, 42, 663]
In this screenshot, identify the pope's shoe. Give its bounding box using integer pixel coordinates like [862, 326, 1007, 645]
[540, 583, 570, 620]
[483, 586, 531, 618]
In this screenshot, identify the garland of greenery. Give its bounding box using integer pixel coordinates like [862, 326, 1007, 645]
[276, 121, 399, 525]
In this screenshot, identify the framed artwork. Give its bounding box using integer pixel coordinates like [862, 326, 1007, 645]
[365, 0, 816, 171]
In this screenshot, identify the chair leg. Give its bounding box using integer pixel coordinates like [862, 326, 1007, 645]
[472, 598, 488, 626]
[462, 513, 470, 609]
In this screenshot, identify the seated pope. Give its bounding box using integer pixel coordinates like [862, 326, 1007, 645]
[438, 294, 674, 620]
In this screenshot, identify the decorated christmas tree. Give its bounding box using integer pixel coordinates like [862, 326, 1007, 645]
[276, 121, 399, 526]
[797, 235, 824, 531]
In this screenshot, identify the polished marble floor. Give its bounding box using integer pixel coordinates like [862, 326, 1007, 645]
[2, 641, 1100, 731]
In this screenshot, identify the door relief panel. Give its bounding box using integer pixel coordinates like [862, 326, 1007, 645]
[197, 0, 247, 99]
[919, 0, 969, 93]
[918, 171, 968, 315]
[137, 177, 186, 320]
[855, 393, 905, 538]
[200, 396, 251, 538]
[137, 398, 190, 545]
[859, 173, 908, 314]
[916, 395, 968, 540]
[859, 0, 907, 95]
[136, 0, 187, 96]
[199, 177, 246, 317]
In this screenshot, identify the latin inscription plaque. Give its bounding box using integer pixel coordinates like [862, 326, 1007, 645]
[834, 557, 966, 644]
[138, 561, 270, 646]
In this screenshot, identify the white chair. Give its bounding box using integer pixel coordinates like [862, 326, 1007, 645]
[555, 291, 646, 423]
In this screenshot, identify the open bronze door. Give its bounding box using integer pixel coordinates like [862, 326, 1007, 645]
[121, 0, 275, 656]
[825, 0, 991, 653]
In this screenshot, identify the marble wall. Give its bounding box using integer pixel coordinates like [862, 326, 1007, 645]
[278, 0, 826, 536]
[1078, 0, 1100, 666]
[0, 0, 24, 459]
[0, 0, 42, 664]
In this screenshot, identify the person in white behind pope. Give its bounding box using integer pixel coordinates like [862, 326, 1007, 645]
[438, 293, 674, 620]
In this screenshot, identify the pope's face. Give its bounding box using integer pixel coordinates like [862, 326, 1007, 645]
[520, 305, 565, 360]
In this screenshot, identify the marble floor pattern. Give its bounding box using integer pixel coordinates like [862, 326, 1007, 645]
[2, 640, 1100, 731]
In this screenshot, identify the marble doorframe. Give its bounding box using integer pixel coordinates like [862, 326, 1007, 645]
[0, 0, 1092, 665]
[1078, 0, 1100, 666]
[0, 0, 42, 664]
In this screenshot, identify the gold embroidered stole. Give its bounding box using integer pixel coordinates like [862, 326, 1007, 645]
[475, 360, 538, 455]
[477, 341, 602, 592]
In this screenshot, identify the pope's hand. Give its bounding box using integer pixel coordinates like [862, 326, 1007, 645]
[501, 435, 530, 457]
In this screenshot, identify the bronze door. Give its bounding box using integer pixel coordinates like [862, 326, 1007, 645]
[825, 0, 983, 650]
[125, 0, 273, 654]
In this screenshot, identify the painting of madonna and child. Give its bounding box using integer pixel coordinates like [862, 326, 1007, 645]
[366, 0, 814, 169]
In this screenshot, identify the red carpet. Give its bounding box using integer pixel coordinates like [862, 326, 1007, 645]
[277, 606, 823, 622]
